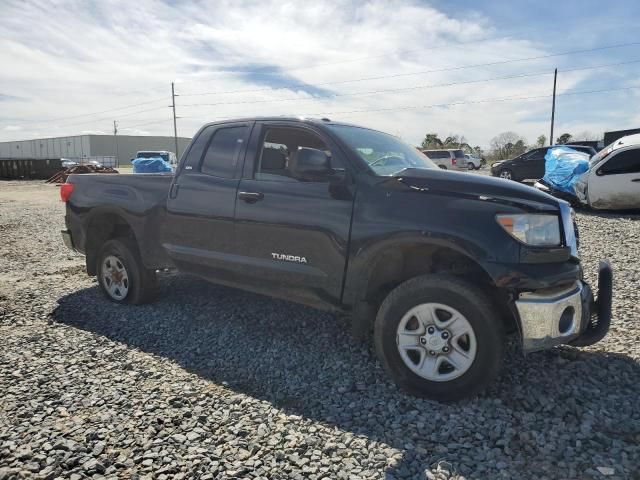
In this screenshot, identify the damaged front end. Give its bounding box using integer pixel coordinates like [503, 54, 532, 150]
[515, 260, 612, 352]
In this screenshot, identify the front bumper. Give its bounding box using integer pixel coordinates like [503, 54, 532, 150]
[515, 260, 612, 352]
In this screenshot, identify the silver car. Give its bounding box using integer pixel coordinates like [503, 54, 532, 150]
[421, 149, 468, 170]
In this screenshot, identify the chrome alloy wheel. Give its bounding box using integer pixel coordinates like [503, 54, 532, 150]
[499, 170, 512, 180]
[396, 303, 477, 381]
[102, 255, 129, 300]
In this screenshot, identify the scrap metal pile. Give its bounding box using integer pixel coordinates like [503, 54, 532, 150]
[46, 164, 119, 183]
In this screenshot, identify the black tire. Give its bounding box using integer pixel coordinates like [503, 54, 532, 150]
[374, 274, 505, 401]
[499, 168, 514, 181]
[97, 238, 157, 304]
[438, 165, 447, 170]
[467, 163, 475, 170]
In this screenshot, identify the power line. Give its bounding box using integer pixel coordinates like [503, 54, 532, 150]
[53, 105, 169, 128]
[177, 59, 640, 108]
[178, 41, 640, 97]
[180, 84, 640, 122]
[308, 85, 640, 118]
[120, 117, 175, 129]
[5, 97, 167, 125]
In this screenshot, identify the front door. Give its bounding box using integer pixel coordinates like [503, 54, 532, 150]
[233, 122, 355, 308]
[163, 122, 252, 278]
[589, 147, 640, 209]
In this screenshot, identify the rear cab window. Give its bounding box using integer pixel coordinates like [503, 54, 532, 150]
[199, 126, 249, 178]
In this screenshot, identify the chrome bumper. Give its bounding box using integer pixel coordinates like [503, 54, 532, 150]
[516, 261, 613, 353]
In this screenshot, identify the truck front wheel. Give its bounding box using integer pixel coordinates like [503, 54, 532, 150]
[374, 274, 504, 401]
[97, 238, 157, 304]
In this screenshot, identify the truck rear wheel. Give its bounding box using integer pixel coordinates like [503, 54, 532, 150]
[97, 238, 157, 304]
[374, 274, 504, 401]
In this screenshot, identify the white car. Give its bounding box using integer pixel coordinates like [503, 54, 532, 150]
[464, 154, 483, 170]
[576, 134, 640, 210]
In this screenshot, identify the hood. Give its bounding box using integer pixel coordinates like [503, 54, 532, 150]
[387, 168, 561, 211]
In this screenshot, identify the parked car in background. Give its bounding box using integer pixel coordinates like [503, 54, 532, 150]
[491, 145, 597, 181]
[61, 158, 79, 169]
[134, 150, 178, 167]
[464, 154, 484, 170]
[421, 149, 467, 170]
[576, 134, 640, 210]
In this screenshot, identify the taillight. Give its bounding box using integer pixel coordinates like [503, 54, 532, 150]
[452, 158, 457, 165]
[60, 183, 74, 202]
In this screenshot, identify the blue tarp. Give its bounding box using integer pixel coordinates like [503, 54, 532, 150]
[131, 157, 173, 174]
[542, 147, 589, 194]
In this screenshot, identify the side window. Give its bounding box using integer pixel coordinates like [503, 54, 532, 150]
[255, 127, 340, 182]
[200, 126, 247, 178]
[599, 149, 640, 175]
[533, 149, 547, 160]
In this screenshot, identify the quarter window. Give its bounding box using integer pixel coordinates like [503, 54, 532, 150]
[599, 149, 640, 175]
[200, 126, 247, 178]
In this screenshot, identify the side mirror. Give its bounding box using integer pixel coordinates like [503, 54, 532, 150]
[291, 147, 334, 181]
[129, 158, 135, 163]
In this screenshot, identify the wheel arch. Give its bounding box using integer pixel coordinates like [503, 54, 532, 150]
[84, 207, 140, 275]
[345, 235, 516, 336]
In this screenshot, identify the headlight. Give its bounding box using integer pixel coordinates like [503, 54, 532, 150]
[496, 214, 561, 246]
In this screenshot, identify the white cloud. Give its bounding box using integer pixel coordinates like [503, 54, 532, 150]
[0, 0, 635, 148]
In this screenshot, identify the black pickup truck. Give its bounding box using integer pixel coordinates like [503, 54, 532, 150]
[61, 117, 612, 401]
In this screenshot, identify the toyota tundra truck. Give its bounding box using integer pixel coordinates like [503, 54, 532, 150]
[60, 117, 612, 401]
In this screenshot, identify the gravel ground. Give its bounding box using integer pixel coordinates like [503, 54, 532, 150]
[0, 180, 639, 480]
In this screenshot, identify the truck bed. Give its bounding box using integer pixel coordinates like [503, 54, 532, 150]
[65, 173, 174, 269]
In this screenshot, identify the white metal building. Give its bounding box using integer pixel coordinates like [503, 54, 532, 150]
[0, 134, 192, 166]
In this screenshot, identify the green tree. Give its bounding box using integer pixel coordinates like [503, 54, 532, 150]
[420, 133, 443, 149]
[536, 135, 546, 147]
[555, 133, 572, 145]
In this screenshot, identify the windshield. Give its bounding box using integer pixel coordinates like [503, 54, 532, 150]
[327, 124, 437, 176]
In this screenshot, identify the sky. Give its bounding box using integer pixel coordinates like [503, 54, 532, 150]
[1, 0, 639, 149]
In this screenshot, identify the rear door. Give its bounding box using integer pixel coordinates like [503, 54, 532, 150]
[588, 147, 640, 209]
[233, 121, 356, 307]
[162, 122, 252, 278]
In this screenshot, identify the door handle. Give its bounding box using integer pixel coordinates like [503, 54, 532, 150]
[632, 178, 640, 183]
[169, 183, 180, 199]
[238, 191, 264, 203]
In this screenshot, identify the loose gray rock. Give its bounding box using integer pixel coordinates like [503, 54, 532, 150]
[0, 181, 639, 480]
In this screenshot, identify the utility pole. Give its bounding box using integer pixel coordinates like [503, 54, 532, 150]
[549, 68, 557, 146]
[171, 82, 179, 160]
[113, 120, 119, 167]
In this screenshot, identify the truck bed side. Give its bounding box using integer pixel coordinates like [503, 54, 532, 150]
[65, 173, 174, 272]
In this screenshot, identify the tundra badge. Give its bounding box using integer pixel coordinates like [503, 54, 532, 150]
[271, 253, 307, 264]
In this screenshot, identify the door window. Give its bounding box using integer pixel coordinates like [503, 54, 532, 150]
[255, 127, 339, 182]
[599, 149, 640, 175]
[200, 126, 248, 178]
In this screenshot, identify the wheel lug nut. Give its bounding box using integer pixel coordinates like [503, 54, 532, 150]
[420, 338, 427, 345]
[427, 326, 435, 334]
[429, 350, 436, 356]
[442, 346, 449, 353]
[441, 332, 449, 339]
